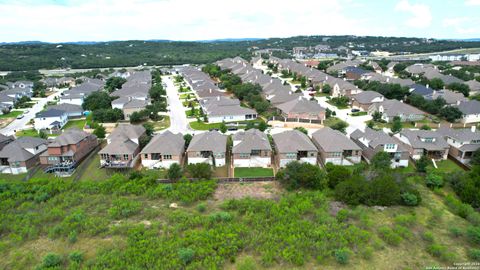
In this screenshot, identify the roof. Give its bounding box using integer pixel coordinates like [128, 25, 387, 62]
[376, 99, 425, 117]
[455, 100, 480, 115]
[47, 103, 83, 113]
[398, 129, 450, 151]
[437, 127, 480, 142]
[187, 131, 227, 153]
[272, 130, 317, 153]
[276, 97, 325, 114]
[0, 136, 47, 162]
[49, 128, 96, 147]
[36, 108, 66, 118]
[344, 66, 369, 76]
[410, 84, 434, 96]
[312, 127, 361, 152]
[99, 138, 139, 155]
[232, 129, 271, 154]
[140, 130, 185, 156]
[350, 127, 401, 149]
[466, 80, 480, 92]
[107, 124, 146, 142]
[352, 91, 384, 104]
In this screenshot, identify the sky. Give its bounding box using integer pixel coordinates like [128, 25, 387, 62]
[0, 0, 479, 43]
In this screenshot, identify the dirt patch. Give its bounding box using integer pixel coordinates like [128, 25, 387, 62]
[214, 181, 282, 201]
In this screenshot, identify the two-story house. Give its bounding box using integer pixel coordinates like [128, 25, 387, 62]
[98, 124, 146, 168]
[186, 131, 227, 167]
[232, 129, 272, 168]
[272, 130, 318, 167]
[140, 131, 185, 169]
[312, 127, 362, 166]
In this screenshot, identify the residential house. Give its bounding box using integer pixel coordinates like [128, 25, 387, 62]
[351, 91, 384, 111]
[186, 131, 227, 167]
[59, 79, 105, 106]
[350, 128, 409, 168]
[394, 129, 450, 160]
[98, 124, 146, 168]
[0, 137, 47, 174]
[312, 127, 362, 166]
[112, 97, 150, 120]
[232, 129, 272, 168]
[343, 66, 370, 80]
[272, 130, 318, 167]
[47, 103, 84, 118]
[34, 109, 68, 131]
[200, 96, 257, 123]
[455, 100, 480, 123]
[371, 99, 425, 122]
[466, 80, 480, 95]
[276, 96, 326, 123]
[438, 126, 480, 165]
[0, 134, 14, 151]
[140, 131, 185, 169]
[40, 129, 98, 173]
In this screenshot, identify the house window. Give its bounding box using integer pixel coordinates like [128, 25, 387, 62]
[123, 154, 129, 160]
[144, 154, 148, 159]
[385, 144, 395, 150]
[286, 153, 296, 159]
[239, 153, 250, 158]
[331, 152, 342, 157]
[472, 140, 480, 144]
[310, 152, 315, 157]
[163, 155, 172, 160]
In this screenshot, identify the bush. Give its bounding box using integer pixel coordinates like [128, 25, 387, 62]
[334, 248, 351, 265]
[69, 251, 84, 263]
[378, 226, 402, 246]
[394, 214, 417, 227]
[336, 209, 349, 222]
[108, 199, 141, 219]
[237, 256, 257, 270]
[276, 161, 327, 190]
[422, 231, 435, 242]
[449, 227, 462, 238]
[426, 244, 447, 258]
[426, 173, 443, 189]
[196, 202, 207, 213]
[467, 226, 480, 245]
[68, 230, 78, 243]
[468, 248, 480, 261]
[416, 155, 430, 173]
[401, 192, 419, 206]
[41, 253, 62, 268]
[167, 163, 183, 181]
[178, 248, 195, 265]
[185, 163, 213, 179]
[325, 164, 351, 188]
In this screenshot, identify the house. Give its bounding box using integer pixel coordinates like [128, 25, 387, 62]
[200, 96, 257, 123]
[343, 66, 370, 80]
[466, 80, 480, 95]
[112, 97, 150, 120]
[0, 137, 47, 174]
[59, 79, 105, 106]
[351, 91, 384, 111]
[186, 131, 227, 167]
[276, 96, 326, 123]
[394, 129, 450, 160]
[34, 109, 68, 131]
[312, 127, 362, 166]
[437, 126, 480, 165]
[455, 100, 480, 124]
[47, 103, 84, 119]
[371, 99, 425, 122]
[0, 134, 14, 151]
[232, 129, 272, 168]
[40, 129, 98, 172]
[140, 131, 185, 169]
[350, 128, 409, 168]
[272, 130, 318, 167]
[429, 89, 467, 105]
[409, 84, 434, 97]
[98, 124, 146, 168]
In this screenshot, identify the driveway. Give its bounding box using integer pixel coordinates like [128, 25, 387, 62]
[0, 88, 66, 136]
[163, 76, 190, 134]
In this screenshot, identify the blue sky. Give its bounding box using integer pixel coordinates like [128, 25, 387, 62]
[0, 0, 479, 42]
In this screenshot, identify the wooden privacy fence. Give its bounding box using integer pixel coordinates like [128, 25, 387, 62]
[157, 176, 276, 184]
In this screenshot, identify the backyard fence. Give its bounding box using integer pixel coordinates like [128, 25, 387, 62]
[157, 176, 276, 184]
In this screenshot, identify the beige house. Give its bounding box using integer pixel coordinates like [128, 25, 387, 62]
[140, 131, 185, 169]
[312, 127, 362, 166]
[272, 130, 318, 167]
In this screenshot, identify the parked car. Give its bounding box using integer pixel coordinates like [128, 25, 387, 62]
[351, 108, 360, 113]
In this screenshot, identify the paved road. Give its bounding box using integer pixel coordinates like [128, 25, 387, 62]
[0, 88, 66, 136]
[164, 76, 190, 134]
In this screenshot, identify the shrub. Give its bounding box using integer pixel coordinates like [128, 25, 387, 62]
[468, 248, 480, 261]
[178, 248, 195, 265]
[422, 231, 435, 242]
[416, 155, 430, 173]
[167, 163, 183, 181]
[394, 214, 417, 227]
[41, 253, 62, 268]
[69, 251, 84, 263]
[277, 161, 327, 190]
[196, 202, 207, 213]
[209, 211, 233, 222]
[426, 244, 448, 259]
[237, 256, 257, 270]
[378, 226, 402, 246]
[467, 226, 480, 245]
[334, 248, 351, 265]
[361, 246, 374, 260]
[325, 164, 351, 188]
[449, 227, 462, 238]
[108, 199, 141, 219]
[394, 225, 413, 240]
[336, 209, 349, 222]
[401, 192, 419, 206]
[185, 163, 213, 179]
[426, 173, 443, 189]
[68, 230, 78, 243]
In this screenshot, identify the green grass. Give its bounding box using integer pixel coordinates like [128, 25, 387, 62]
[189, 119, 261, 131]
[15, 129, 39, 137]
[234, 167, 274, 178]
[351, 111, 368, 117]
[326, 100, 349, 109]
[150, 116, 170, 131]
[323, 117, 347, 127]
[0, 110, 23, 119]
[182, 100, 199, 107]
[0, 173, 28, 181]
[63, 119, 86, 130]
[75, 155, 110, 181]
[427, 159, 464, 174]
[185, 109, 201, 118]
[179, 93, 193, 100]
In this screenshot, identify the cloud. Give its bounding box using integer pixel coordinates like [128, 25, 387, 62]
[395, 0, 432, 28]
[0, 0, 382, 43]
[465, 0, 480, 6]
[443, 17, 480, 35]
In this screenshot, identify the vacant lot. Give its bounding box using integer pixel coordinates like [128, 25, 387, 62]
[214, 181, 281, 200]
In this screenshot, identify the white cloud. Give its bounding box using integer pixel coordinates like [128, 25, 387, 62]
[442, 17, 480, 35]
[0, 0, 383, 43]
[395, 0, 432, 28]
[465, 0, 480, 6]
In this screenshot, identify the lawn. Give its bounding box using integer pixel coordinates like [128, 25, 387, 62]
[16, 129, 39, 137]
[0, 173, 28, 181]
[0, 110, 23, 119]
[323, 117, 348, 128]
[189, 119, 262, 131]
[182, 100, 199, 107]
[63, 119, 86, 130]
[427, 159, 464, 174]
[74, 155, 110, 182]
[179, 93, 193, 100]
[351, 111, 368, 117]
[185, 108, 201, 118]
[150, 116, 170, 131]
[234, 167, 274, 178]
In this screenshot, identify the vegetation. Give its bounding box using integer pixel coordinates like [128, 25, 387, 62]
[234, 167, 274, 178]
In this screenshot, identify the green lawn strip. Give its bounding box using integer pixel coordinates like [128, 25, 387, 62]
[63, 119, 86, 130]
[427, 159, 464, 174]
[234, 167, 273, 178]
[189, 119, 261, 130]
[15, 129, 39, 137]
[0, 110, 23, 119]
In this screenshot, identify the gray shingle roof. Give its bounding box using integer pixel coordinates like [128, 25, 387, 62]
[49, 128, 96, 147]
[99, 138, 138, 155]
[312, 127, 361, 152]
[47, 103, 83, 113]
[350, 127, 400, 149]
[232, 129, 271, 153]
[187, 131, 227, 153]
[398, 129, 450, 151]
[107, 124, 146, 142]
[272, 130, 317, 153]
[36, 108, 66, 118]
[276, 97, 325, 114]
[352, 91, 384, 104]
[140, 130, 185, 156]
[437, 127, 480, 142]
[455, 100, 480, 115]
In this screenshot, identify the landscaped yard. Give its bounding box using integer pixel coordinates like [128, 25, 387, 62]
[182, 100, 199, 107]
[351, 111, 368, 117]
[16, 128, 39, 137]
[150, 116, 170, 131]
[189, 119, 261, 130]
[0, 110, 23, 119]
[427, 159, 464, 174]
[185, 108, 202, 118]
[63, 119, 86, 130]
[234, 167, 274, 178]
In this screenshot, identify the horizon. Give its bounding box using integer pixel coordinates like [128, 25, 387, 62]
[1, 0, 480, 43]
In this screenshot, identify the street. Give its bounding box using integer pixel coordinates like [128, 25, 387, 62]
[163, 76, 190, 134]
[0, 88, 66, 136]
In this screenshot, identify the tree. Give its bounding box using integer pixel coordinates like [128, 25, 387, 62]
[245, 121, 255, 130]
[294, 127, 308, 135]
[186, 163, 212, 179]
[143, 122, 154, 137]
[39, 130, 48, 139]
[93, 125, 106, 139]
[334, 175, 368, 205]
[322, 84, 332, 94]
[366, 174, 401, 206]
[426, 173, 444, 189]
[105, 77, 127, 93]
[276, 161, 327, 190]
[371, 151, 391, 171]
[439, 106, 463, 123]
[448, 83, 470, 97]
[391, 116, 402, 133]
[429, 78, 444, 90]
[183, 134, 193, 148]
[416, 155, 430, 173]
[471, 149, 480, 166]
[82, 91, 113, 111]
[372, 111, 383, 122]
[129, 111, 148, 124]
[326, 163, 352, 189]
[167, 163, 183, 181]
[258, 121, 268, 132]
[219, 121, 227, 134]
[330, 120, 348, 134]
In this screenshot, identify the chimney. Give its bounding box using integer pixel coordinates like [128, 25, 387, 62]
[270, 79, 273, 83]
[298, 96, 302, 101]
[386, 78, 390, 83]
[217, 96, 220, 101]
[289, 91, 292, 95]
[472, 126, 477, 133]
[426, 84, 429, 89]
[209, 89, 212, 93]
